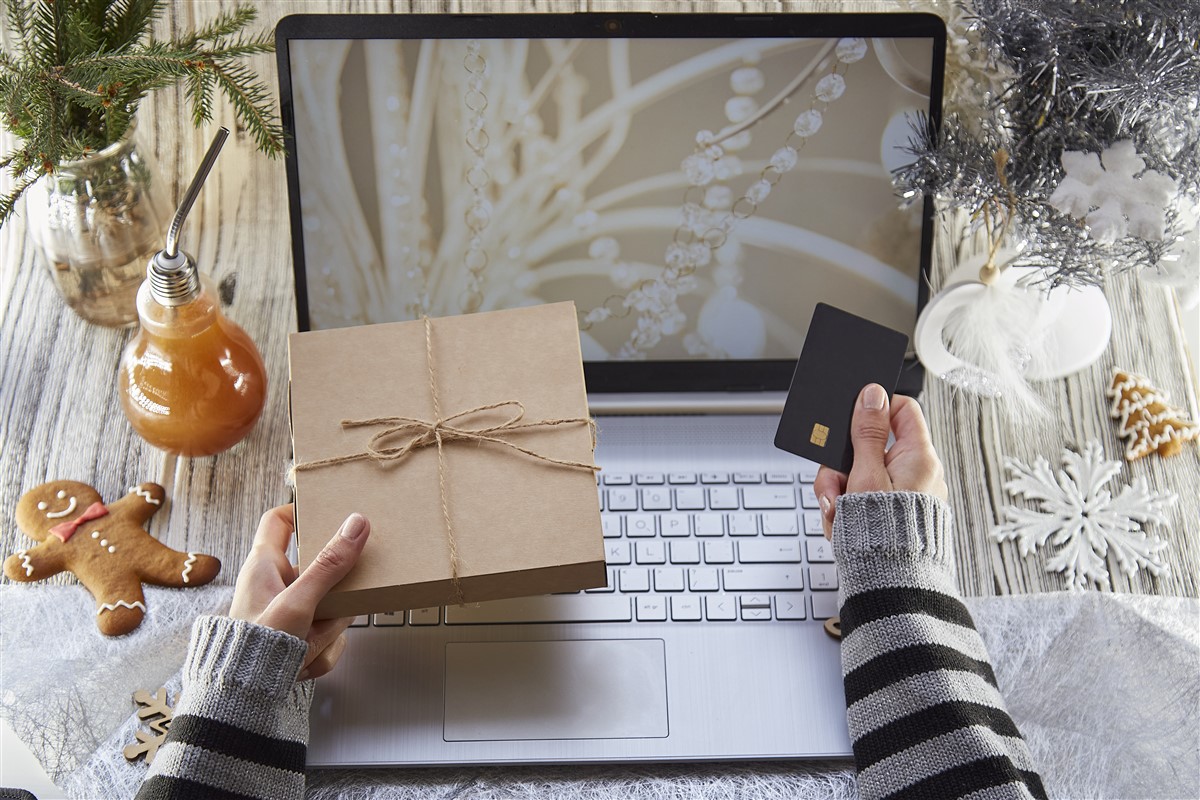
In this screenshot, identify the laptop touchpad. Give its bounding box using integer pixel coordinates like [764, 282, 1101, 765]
[444, 639, 669, 741]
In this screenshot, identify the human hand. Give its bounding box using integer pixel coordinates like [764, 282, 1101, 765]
[812, 383, 947, 540]
[230, 504, 370, 681]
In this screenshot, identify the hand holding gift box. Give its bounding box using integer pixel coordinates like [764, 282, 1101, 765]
[288, 302, 606, 619]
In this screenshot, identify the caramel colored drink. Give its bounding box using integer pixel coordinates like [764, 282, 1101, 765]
[120, 278, 267, 456]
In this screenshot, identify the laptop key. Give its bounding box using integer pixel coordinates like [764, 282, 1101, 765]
[809, 565, 839, 590]
[604, 473, 632, 485]
[761, 512, 799, 535]
[660, 513, 690, 537]
[671, 596, 703, 621]
[739, 594, 771, 608]
[701, 472, 729, 484]
[605, 541, 631, 565]
[693, 513, 724, 536]
[349, 615, 370, 627]
[373, 610, 405, 626]
[723, 566, 804, 591]
[674, 487, 706, 510]
[688, 567, 720, 592]
[705, 595, 737, 621]
[626, 513, 656, 537]
[733, 472, 762, 484]
[775, 593, 808, 620]
[742, 486, 796, 509]
[727, 512, 757, 536]
[636, 596, 668, 622]
[741, 606, 772, 621]
[619, 568, 651, 592]
[635, 473, 664, 485]
[608, 487, 638, 511]
[635, 541, 666, 565]
[601, 516, 622, 538]
[738, 540, 802, 563]
[802, 511, 826, 536]
[811, 592, 839, 620]
[641, 487, 671, 510]
[805, 538, 835, 563]
[708, 487, 739, 509]
[765, 472, 794, 484]
[800, 485, 821, 509]
[653, 567, 685, 592]
[668, 472, 697, 484]
[669, 539, 701, 564]
[798, 463, 820, 483]
[704, 540, 735, 564]
[409, 607, 441, 626]
[446, 595, 633, 624]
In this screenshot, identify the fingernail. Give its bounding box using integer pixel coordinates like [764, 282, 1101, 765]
[297, 668, 311, 682]
[820, 494, 833, 519]
[863, 384, 886, 410]
[339, 513, 367, 541]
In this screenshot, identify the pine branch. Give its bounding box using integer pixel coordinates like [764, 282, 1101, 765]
[206, 59, 284, 157]
[103, 0, 159, 51]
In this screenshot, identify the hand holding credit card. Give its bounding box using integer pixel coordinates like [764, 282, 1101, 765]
[774, 303, 909, 473]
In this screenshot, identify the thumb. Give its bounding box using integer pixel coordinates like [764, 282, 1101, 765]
[266, 513, 370, 634]
[847, 384, 893, 493]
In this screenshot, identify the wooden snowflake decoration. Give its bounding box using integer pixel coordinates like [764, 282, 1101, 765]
[1108, 368, 1200, 460]
[123, 687, 174, 765]
[990, 440, 1176, 590]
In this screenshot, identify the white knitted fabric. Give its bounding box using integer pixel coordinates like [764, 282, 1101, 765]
[5, 586, 1196, 799]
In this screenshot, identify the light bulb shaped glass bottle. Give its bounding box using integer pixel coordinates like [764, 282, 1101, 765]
[119, 266, 266, 456]
[117, 127, 266, 456]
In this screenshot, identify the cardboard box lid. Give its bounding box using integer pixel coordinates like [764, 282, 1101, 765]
[288, 302, 602, 600]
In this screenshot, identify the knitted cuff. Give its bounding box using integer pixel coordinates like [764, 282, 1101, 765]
[185, 615, 309, 698]
[832, 491, 954, 566]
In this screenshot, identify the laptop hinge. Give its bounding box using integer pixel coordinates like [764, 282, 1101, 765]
[587, 391, 787, 416]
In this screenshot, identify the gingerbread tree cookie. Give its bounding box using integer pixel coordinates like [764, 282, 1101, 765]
[1107, 369, 1200, 460]
[4, 480, 220, 636]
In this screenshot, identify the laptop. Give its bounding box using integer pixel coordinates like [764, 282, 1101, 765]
[275, 12, 945, 766]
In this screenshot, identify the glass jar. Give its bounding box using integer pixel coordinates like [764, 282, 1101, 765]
[25, 124, 169, 327]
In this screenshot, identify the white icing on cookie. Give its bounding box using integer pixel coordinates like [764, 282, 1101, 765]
[108, 546, 116, 553]
[91, 531, 100, 539]
[131, 487, 161, 506]
[44, 496, 78, 519]
[17, 550, 33, 577]
[97, 600, 147, 615]
[181, 552, 198, 584]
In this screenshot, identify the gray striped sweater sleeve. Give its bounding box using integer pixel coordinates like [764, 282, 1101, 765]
[833, 491, 1047, 800]
[135, 615, 313, 800]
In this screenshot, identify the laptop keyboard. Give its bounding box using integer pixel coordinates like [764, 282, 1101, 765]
[350, 466, 838, 629]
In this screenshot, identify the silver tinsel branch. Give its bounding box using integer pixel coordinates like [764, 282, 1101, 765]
[894, 0, 1200, 289]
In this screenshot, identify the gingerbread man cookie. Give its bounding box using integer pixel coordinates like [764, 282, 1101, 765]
[4, 480, 220, 636]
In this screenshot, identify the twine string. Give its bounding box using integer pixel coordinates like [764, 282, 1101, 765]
[291, 316, 599, 604]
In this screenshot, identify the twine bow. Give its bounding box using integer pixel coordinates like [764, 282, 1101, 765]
[291, 317, 599, 602]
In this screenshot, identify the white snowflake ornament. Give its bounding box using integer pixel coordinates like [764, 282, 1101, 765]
[990, 440, 1176, 590]
[1049, 140, 1179, 243]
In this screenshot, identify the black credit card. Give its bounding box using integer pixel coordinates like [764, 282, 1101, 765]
[774, 303, 909, 473]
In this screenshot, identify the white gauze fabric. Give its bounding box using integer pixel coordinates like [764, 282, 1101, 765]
[0, 584, 234, 783]
[22, 592, 1200, 800]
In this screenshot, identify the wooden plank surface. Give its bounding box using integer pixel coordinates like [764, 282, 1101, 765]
[2, 0, 1197, 605]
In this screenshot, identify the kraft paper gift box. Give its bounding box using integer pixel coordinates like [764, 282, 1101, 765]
[288, 302, 606, 619]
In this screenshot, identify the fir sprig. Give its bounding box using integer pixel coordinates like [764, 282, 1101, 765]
[0, 0, 284, 227]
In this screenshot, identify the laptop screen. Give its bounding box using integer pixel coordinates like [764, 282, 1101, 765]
[277, 14, 945, 392]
